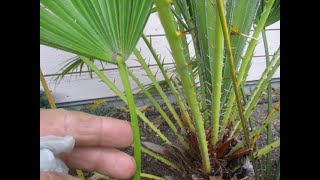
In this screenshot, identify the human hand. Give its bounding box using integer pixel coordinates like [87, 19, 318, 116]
[40, 109, 136, 180]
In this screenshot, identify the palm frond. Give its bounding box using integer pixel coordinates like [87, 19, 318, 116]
[256, 0, 280, 27]
[40, 0, 153, 63]
[54, 56, 98, 84]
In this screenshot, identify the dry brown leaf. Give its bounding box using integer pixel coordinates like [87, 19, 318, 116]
[186, 131, 200, 159]
[180, 111, 193, 131]
[226, 148, 252, 162]
[141, 141, 178, 160]
[168, 143, 192, 164]
[141, 141, 167, 155]
[209, 176, 222, 180]
[215, 137, 235, 159]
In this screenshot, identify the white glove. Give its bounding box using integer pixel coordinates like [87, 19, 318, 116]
[40, 135, 75, 174]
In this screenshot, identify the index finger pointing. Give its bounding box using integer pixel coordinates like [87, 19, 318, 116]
[40, 109, 133, 148]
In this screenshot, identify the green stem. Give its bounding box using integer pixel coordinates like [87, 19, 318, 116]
[197, 61, 210, 128]
[134, 49, 185, 132]
[274, 158, 280, 180]
[81, 57, 171, 144]
[244, 50, 280, 118]
[259, 158, 265, 180]
[116, 55, 141, 180]
[141, 34, 195, 131]
[241, 87, 254, 130]
[254, 138, 280, 159]
[170, 7, 189, 32]
[75, 170, 85, 180]
[216, 0, 250, 153]
[187, 0, 210, 125]
[136, 111, 171, 144]
[211, 11, 224, 147]
[216, 0, 259, 178]
[251, 101, 280, 146]
[220, 0, 276, 137]
[171, 77, 190, 108]
[262, 27, 273, 180]
[231, 48, 280, 136]
[239, 0, 276, 87]
[141, 173, 167, 180]
[40, 68, 56, 109]
[141, 146, 181, 172]
[153, 0, 211, 173]
[229, 105, 238, 125]
[227, 87, 254, 134]
[171, 2, 191, 60]
[228, 101, 280, 156]
[128, 70, 188, 148]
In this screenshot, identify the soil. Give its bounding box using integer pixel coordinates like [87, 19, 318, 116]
[70, 88, 280, 180]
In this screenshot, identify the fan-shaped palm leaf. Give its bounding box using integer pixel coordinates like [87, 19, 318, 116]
[40, 0, 153, 63]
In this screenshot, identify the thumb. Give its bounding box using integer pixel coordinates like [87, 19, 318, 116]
[40, 172, 80, 180]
